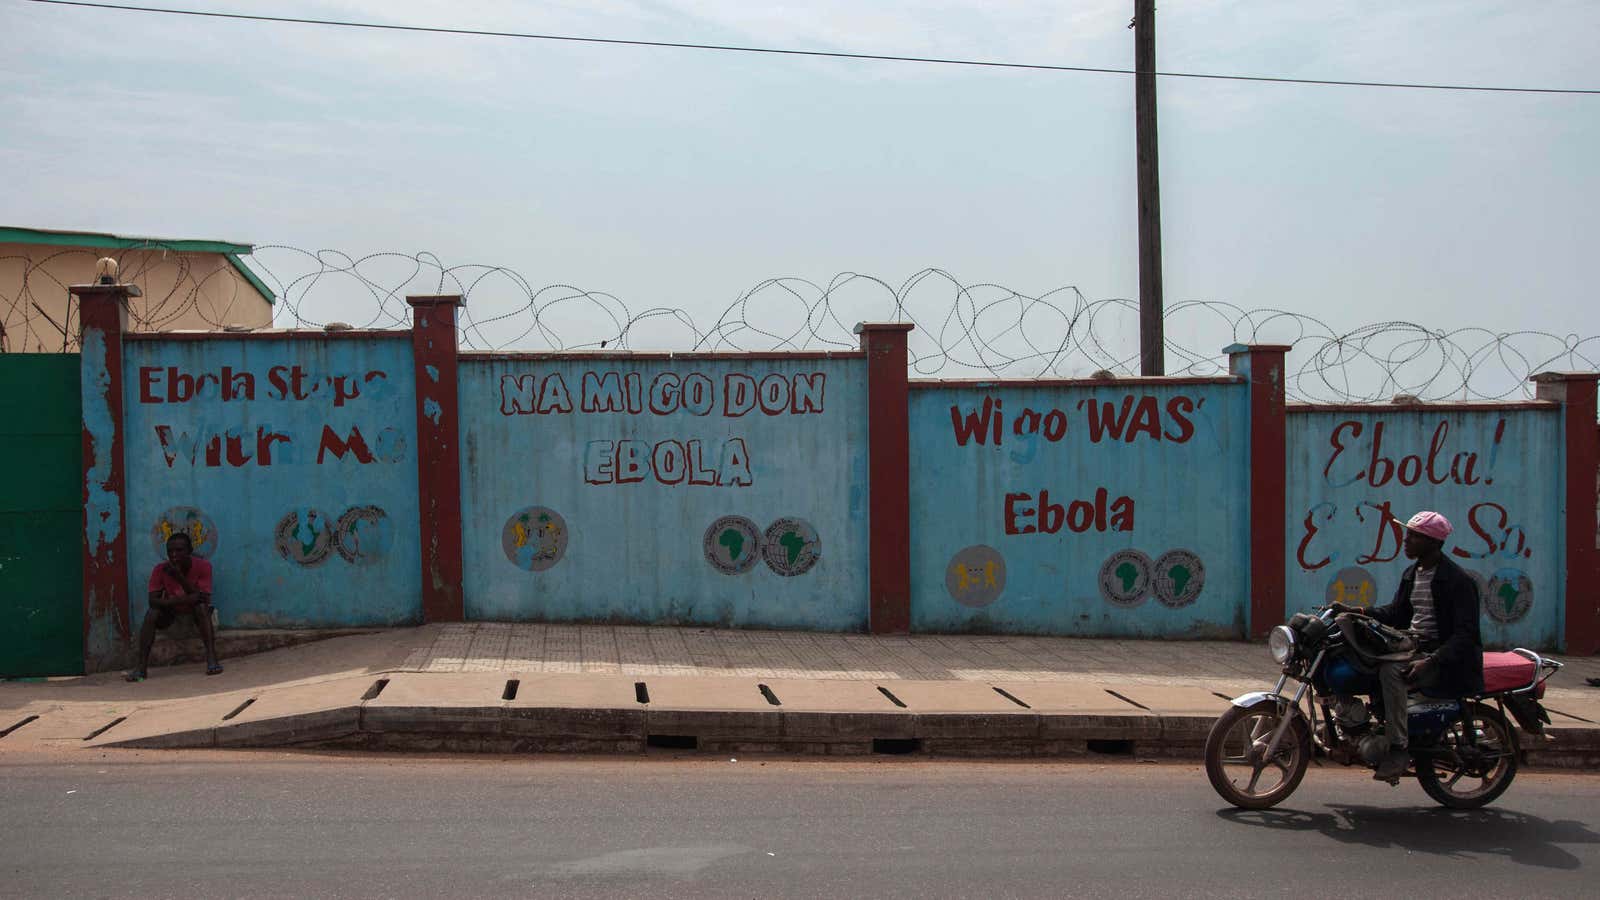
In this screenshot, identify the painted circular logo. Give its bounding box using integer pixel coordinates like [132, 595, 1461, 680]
[334, 506, 392, 565]
[1098, 549, 1152, 608]
[274, 508, 334, 566]
[1152, 549, 1205, 608]
[945, 545, 1006, 608]
[152, 506, 218, 559]
[502, 507, 569, 572]
[1484, 569, 1534, 624]
[703, 516, 763, 575]
[762, 517, 821, 577]
[1325, 566, 1378, 609]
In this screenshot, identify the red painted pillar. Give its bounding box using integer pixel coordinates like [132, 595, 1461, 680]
[855, 323, 914, 634]
[407, 295, 465, 623]
[1227, 343, 1290, 639]
[1533, 372, 1599, 655]
[72, 281, 139, 671]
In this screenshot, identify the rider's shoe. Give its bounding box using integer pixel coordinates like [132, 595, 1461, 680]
[1373, 747, 1408, 781]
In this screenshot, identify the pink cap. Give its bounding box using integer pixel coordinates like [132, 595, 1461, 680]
[1405, 510, 1452, 541]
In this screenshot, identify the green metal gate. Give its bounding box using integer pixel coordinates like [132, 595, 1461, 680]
[0, 354, 83, 676]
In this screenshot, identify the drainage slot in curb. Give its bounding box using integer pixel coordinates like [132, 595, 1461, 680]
[1549, 708, 1597, 724]
[646, 734, 698, 750]
[83, 717, 127, 741]
[872, 738, 922, 755]
[0, 715, 40, 739]
[1212, 692, 1235, 703]
[634, 682, 650, 704]
[221, 698, 255, 721]
[876, 686, 907, 708]
[1105, 689, 1150, 711]
[502, 679, 520, 702]
[1087, 739, 1134, 756]
[758, 684, 781, 706]
[993, 687, 1031, 709]
[361, 678, 389, 701]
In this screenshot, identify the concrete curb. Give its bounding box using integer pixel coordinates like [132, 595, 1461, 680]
[88, 673, 1600, 768]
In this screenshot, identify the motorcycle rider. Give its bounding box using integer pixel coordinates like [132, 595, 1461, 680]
[1332, 510, 1484, 780]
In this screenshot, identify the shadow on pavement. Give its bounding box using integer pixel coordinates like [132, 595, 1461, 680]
[1216, 803, 1599, 870]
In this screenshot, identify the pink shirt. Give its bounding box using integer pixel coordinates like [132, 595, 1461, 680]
[148, 557, 213, 600]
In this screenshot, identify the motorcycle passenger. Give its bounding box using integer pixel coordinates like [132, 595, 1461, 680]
[1331, 510, 1484, 780]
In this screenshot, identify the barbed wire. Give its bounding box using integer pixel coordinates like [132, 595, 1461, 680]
[0, 244, 265, 353]
[4, 244, 1595, 403]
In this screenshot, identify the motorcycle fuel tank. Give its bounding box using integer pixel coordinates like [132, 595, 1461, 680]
[1319, 656, 1376, 695]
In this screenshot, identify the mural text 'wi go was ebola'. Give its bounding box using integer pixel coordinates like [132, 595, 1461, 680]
[946, 392, 1206, 535]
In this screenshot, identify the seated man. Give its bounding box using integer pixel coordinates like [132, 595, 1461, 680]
[1335, 510, 1483, 780]
[124, 532, 223, 681]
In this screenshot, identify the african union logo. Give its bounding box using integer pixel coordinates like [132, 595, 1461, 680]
[762, 517, 820, 577]
[1152, 549, 1205, 608]
[274, 508, 334, 566]
[1098, 549, 1152, 608]
[152, 506, 217, 558]
[501, 506, 569, 572]
[334, 506, 392, 565]
[945, 545, 1006, 608]
[703, 515, 763, 575]
[1484, 569, 1534, 624]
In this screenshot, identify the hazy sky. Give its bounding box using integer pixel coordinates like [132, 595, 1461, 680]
[1, 1, 1595, 387]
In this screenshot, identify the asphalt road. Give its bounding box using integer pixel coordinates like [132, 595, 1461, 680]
[4, 751, 1597, 898]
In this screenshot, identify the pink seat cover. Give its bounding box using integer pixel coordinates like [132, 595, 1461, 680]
[1482, 651, 1536, 695]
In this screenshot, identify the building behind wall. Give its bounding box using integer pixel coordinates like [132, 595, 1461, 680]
[0, 226, 275, 353]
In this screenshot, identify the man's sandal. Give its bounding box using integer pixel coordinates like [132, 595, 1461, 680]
[206, 663, 224, 676]
[123, 670, 146, 682]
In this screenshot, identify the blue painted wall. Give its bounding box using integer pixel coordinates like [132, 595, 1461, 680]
[458, 357, 870, 629]
[1285, 407, 1563, 649]
[121, 337, 422, 628]
[908, 381, 1251, 636]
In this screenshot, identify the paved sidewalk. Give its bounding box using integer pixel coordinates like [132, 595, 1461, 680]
[3, 624, 1597, 762]
[398, 624, 1276, 691]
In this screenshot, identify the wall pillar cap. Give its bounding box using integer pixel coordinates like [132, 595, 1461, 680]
[1530, 370, 1600, 383]
[1223, 342, 1291, 355]
[69, 282, 142, 298]
[406, 295, 464, 307]
[853, 322, 915, 334]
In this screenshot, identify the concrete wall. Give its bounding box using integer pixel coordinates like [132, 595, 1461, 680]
[907, 380, 1251, 636]
[457, 355, 871, 629]
[0, 244, 272, 353]
[1285, 405, 1564, 648]
[120, 335, 422, 628]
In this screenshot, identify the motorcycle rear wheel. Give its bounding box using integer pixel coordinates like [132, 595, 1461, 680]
[1205, 700, 1311, 810]
[1416, 702, 1519, 809]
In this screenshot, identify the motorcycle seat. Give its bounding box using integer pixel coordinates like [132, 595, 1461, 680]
[1482, 651, 1540, 696]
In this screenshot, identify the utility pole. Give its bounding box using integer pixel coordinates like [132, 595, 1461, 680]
[1134, 0, 1164, 375]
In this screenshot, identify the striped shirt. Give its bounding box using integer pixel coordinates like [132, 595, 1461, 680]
[1408, 565, 1438, 641]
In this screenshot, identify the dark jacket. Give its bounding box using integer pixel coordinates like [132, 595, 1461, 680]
[1370, 555, 1484, 696]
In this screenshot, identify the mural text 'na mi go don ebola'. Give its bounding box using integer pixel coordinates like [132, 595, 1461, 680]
[458, 358, 870, 630]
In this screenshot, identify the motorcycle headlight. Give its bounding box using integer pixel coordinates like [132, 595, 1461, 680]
[1268, 625, 1297, 665]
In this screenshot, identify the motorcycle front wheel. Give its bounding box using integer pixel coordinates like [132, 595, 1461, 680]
[1204, 700, 1311, 810]
[1416, 702, 1519, 809]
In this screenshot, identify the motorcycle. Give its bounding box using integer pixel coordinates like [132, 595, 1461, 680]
[1204, 604, 1563, 810]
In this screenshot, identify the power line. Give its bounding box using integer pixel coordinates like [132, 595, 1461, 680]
[24, 0, 1600, 96]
